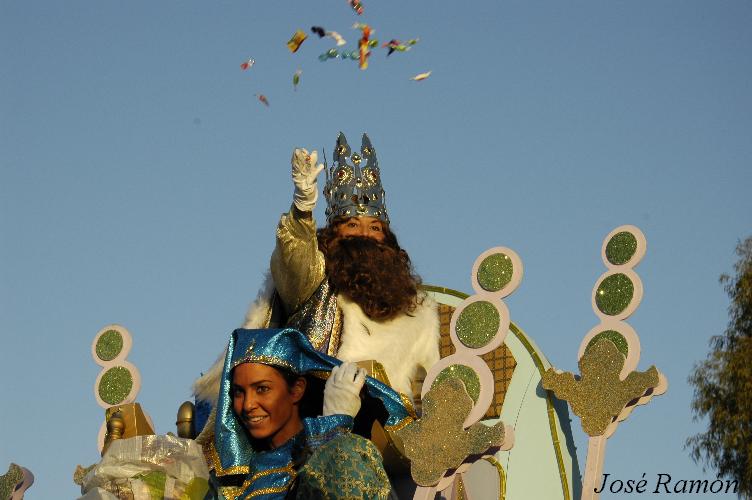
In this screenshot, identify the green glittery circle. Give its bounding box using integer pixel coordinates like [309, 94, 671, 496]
[456, 301, 500, 348]
[595, 273, 634, 316]
[433, 365, 480, 403]
[96, 329, 123, 361]
[477, 253, 513, 292]
[605, 232, 638, 266]
[586, 331, 629, 358]
[98, 366, 133, 405]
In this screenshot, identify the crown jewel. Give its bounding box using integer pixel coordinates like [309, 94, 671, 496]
[324, 132, 389, 224]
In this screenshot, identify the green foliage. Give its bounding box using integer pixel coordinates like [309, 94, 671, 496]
[688, 237, 752, 498]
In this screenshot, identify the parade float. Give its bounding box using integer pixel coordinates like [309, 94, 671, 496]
[44, 222, 665, 500]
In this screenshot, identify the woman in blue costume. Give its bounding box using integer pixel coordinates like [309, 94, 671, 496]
[205, 327, 412, 499]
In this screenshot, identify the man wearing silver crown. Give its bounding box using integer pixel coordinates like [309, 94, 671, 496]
[193, 133, 439, 424]
[269, 132, 440, 399]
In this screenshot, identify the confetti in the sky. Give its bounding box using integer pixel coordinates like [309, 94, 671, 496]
[410, 71, 432, 81]
[348, 0, 364, 15]
[240, 58, 255, 71]
[327, 30, 347, 46]
[287, 29, 308, 53]
[312, 26, 347, 46]
[356, 23, 372, 70]
[293, 69, 302, 91]
[383, 38, 419, 56]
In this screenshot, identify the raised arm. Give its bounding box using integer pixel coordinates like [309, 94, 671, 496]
[271, 148, 327, 313]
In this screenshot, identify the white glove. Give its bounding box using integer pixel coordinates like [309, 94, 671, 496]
[323, 362, 367, 417]
[291, 147, 325, 213]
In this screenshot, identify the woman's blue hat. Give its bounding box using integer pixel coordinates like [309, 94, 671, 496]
[213, 327, 412, 476]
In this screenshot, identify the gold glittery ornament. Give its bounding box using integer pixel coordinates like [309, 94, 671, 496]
[394, 378, 505, 486]
[605, 231, 637, 266]
[595, 273, 634, 316]
[433, 365, 480, 402]
[476, 253, 513, 292]
[0, 464, 23, 500]
[73, 464, 95, 486]
[456, 301, 499, 348]
[95, 329, 123, 361]
[541, 339, 659, 436]
[98, 366, 134, 405]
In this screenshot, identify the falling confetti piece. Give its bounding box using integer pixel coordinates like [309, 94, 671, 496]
[355, 23, 372, 70]
[410, 71, 432, 81]
[312, 26, 347, 46]
[240, 58, 255, 70]
[383, 38, 419, 56]
[293, 69, 302, 91]
[327, 30, 347, 46]
[318, 48, 359, 62]
[348, 0, 364, 15]
[255, 94, 269, 107]
[287, 29, 308, 53]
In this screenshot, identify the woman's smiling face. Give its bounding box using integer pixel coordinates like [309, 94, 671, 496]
[232, 363, 306, 448]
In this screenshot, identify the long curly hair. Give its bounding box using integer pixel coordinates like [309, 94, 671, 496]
[317, 217, 422, 321]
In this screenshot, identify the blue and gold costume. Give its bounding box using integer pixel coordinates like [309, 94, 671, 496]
[206, 328, 412, 499]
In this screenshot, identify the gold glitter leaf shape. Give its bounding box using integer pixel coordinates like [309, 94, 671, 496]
[73, 464, 95, 486]
[541, 339, 659, 436]
[394, 378, 505, 486]
[0, 463, 23, 500]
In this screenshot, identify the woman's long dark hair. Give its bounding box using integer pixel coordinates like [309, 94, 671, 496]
[275, 366, 324, 419]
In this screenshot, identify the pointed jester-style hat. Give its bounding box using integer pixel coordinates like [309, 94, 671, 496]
[213, 327, 411, 476]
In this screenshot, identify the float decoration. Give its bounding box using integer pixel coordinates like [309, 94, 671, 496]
[541, 225, 668, 500]
[404, 246, 520, 499]
[394, 378, 506, 487]
[90, 324, 153, 454]
[77, 326, 209, 499]
[0, 463, 34, 499]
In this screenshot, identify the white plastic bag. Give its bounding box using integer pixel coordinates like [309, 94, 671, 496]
[79, 435, 209, 500]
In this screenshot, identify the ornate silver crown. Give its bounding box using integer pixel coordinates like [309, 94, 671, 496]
[323, 132, 389, 224]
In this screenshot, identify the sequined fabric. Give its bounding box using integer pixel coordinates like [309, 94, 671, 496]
[287, 279, 342, 357]
[270, 205, 344, 357]
[215, 431, 300, 499]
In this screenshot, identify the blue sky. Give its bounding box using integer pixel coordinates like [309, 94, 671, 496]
[1, 1, 751, 498]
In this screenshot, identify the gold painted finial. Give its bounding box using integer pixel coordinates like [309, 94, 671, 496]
[176, 401, 196, 439]
[102, 409, 125, 456]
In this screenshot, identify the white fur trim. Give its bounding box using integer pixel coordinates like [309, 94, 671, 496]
[192, 350, 227, 405]
[241, 272, 276, 329]
[191, 275, 442, 406]
[336, 293, 440, 397]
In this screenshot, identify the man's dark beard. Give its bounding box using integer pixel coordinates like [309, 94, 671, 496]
[323, 236, 420, 321]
